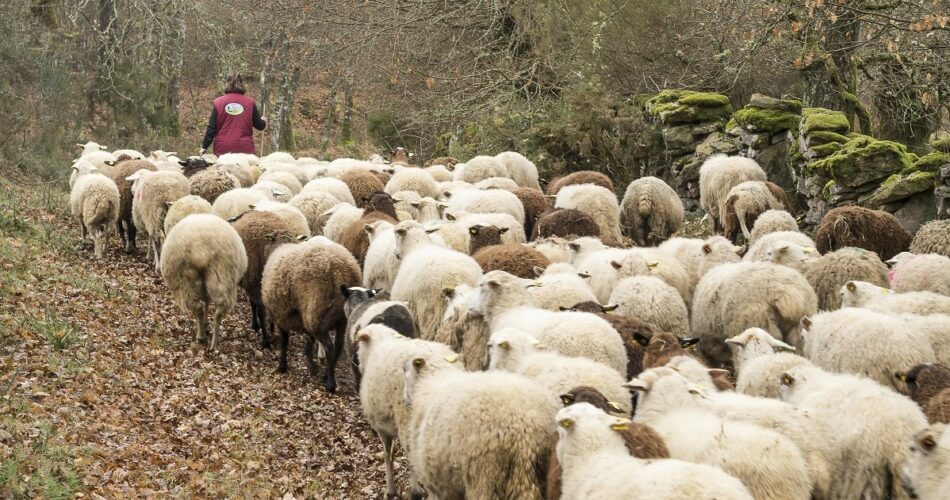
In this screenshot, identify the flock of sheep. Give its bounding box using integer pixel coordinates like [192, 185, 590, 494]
[66, 141, 950, 499]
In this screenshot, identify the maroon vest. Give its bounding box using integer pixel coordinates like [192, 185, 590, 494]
[212, 93, 257, 155]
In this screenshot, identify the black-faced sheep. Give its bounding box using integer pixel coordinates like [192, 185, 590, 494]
[341, 286, 414, 387]
[815, 205, 912, 260]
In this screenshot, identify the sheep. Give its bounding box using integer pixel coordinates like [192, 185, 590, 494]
[545, 170, 614, 196]
[423, 163, 453, 182]
[843, 282, 950, 315]
[109, 159, 157, 253]
[802, 308, 936, 391]
[554, 183, 623, 244]
[528, 264, 598, 311]
[69, 169, 120, 259]
[408, 196, 442, 223]
[546, 387, 670, 500]
[779, 363, 928, 500]
[163, 195, 212, 236]
[230, 210, 297, 348]
[721, 180, 784, 242]
[910, 219, 950, 257]
[213, 162, 253, 188]
[188, 168, 239, 204]
[127, 169, 189, 270]
[160, 214, 247, 351]
[510, 187, 549, 237]
[474, 244, 550, 279]
[628, 368, 812, 500]
[403, 352, 556, 500]
[619, 176, 684, 246]
[354, 325, 458, 499]
[559, 301, 656, 379]
[749, 209, 798, 243]
[698, 154, 767, 234]
[528, 236, 574, 264]
[611, 249, 692, 306]
[362, 220, 399, 291]
[445, 187, 525, 225]
[899, 364, 950, 424]
[212, 187, 268, 221]
[447, 211, 527, 245]
[339, 170, 385, 210]
[555, 402, 753, 500]
[390, 221, 483, 340]
[361, 191, 398, 220]
[435, 283, 492, 371]
[301, 177, 355, 205]
[454, 155, 509, 184]
[382, 167, 438, 199]
[71, 148, 118, 184]
[76, 140, 108, 156]
[338, 211, 398, 264]
[815, 205, 912, 260]
[573, 246, 634, 303]
[476, 270, 628, 375]
[251, 200, 311, 238]
[763, 241, 821, 272]
[609, 276, 689, 338]
[692, 261, 817, 367]
[638, 331, 701, 370]
[252, 180, 292, 202]
[258, 170, 302, 195]
[800, 247, 889, 310]
[533, 208, 601, 241]
[488, 328, 633, 413]
[495, 151, 541, 189]
[742, 230, 817, 261]
[901, 423, 950, 499]
[659, 235, 742, 293]
[262, 236, 361, 392]
[889, 253, 950, 295]
[342, 287, 414, 386]
[321, 203, 363, 243]
[287, 191, 339, 235]
[475, 177, 520, 190]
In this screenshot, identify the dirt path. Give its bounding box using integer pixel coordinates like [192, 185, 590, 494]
[0, 177, 406, 498]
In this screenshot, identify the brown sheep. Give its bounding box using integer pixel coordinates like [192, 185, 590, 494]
[637, 331, 734, 391]
[189, 168, 239, 204]
[427, 156, 459, 168]
[339, 211, 399, 264]
[473, 243, 550, 279]
[341, 170, 386, 210]
[230, 210, 298, 348]
[765, 181, 793, 212]
[546, 386, 669, 500]
[815, 205, 912, 260]
[721, 181, 784, 243]
[362, 191, 398, 220]
[262, 238, 362, 393]
[900, 364, 950, 423]
[510, 187, 551, 239]
[391, 147, 413, 166]
[563, 300, 656, 379]
[534, 208, 601, 241]
[803, 247, 889, 310]
[370, 170, 392, 186]
[468, 224, 507, 254]
[109, 159, 157, 253]
[545, 170, 614, 196]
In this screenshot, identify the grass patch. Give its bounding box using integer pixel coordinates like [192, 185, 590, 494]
[26, 307, 82, 351]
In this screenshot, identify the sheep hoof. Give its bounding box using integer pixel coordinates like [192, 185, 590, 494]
[324, 380, 336, 394]
[409, 486, 426, 500]
[276, 364, 288, 374]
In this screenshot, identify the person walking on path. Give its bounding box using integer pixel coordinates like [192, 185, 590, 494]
[199, 74, 267, 156]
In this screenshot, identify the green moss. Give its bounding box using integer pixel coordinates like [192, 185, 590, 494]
[733, 107, 799, 133]
[930, 136, 950, 153]
[801, 107, 851, 135]
[679, 92, 731, 107]
[914, 151, 950, 173]
[644, 90, 732, 125]
[780, 98, 803, 114]
[807, 130, 850, 145]
[860, 170, 938, 207]
[809, 136, 914, 187]
[822, 179, 837, 201]
[811, 142, 843, 158]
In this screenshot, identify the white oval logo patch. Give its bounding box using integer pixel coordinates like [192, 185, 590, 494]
[224, 103, 245, 116]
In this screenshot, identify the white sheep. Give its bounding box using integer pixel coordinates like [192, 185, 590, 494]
[476, 270, 628, 375]
[495, 151, 541, 190]
[749, 209, 798, 243]
[435, 283, 491, 370]
[573, 246, 632, 303]
[842, 281, 950, 315]
[778, 363, 928, 500]
[454, 155, 509, 184]
[251, 200, 311, 238]
[612, 248, 692, 306]
[390, 221, 483, 340]
[473, 177, 519, 190]
[258, 170, 303, 195]
[403, 351, 556, 499]
[160, 214, 247, 350]
[801, 247, 890, 310]
[163, 195, 212, 236]
[321, 203, 363, 243]
[69, 151, 118, 188]
[763, 241, 820, 272]
[287, 191, 340, 235]
[127, 169, 189, 270]
[619, 176, 684, 246]
[362, 220, 399, 291]
[889, 253, 950, 295]
[698, 154, 767, 234]
[628, 368, 812, 500]
[802, 308, 936, 391]
[424, 164, 453, 182]
[743, 230, 817, 261]
[252, 180, 292, 202]
[69, 166, 120, 259]
[76, 141, 108, 156]
[555, 403, 754, 500]
[901, 423, 950, 500]
[659, 235, 743, 292]
[528, 262, 598, 311]
[445, 187, 525, 225]
[527, 236, 574, 264]
[555, 183, 623, 244]
[300, 177, 356, 204]
[608, 275, 690, 337]
[384, 168, 439, 198]
[692, 261, 817, 367]
[488, 328, 632, 413]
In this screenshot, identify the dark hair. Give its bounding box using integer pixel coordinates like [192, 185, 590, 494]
[224, 73, 246, 94]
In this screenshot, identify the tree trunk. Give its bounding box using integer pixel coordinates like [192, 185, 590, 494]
[340, 68, 354, 143]
[272, 66, 301, 151]
[89, 0, 117, 123]
[163, 12, 186, 136]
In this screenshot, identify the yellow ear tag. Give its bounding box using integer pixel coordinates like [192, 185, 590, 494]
[781, 374, 793, 385]
[648, 261, 659, 270]
[444, 353, 460, 363]
[499, 341, 510, 350]
[609, 422, 629, 431]
[898, 372, 907, 381]
[803, 247, 815, 254]
[558, 418, 574, 429]
[606, 401, 623, 413]
[881, 288, 892, 295]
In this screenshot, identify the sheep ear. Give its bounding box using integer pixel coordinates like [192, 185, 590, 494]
[444, 353, 459, 363]
[445, 213, 456, 221]
[410, 201, 421, 208]
[296, 235, 307, 241]
[724, 336, 744, 347]
[918, 432, 938, 453]
[498, 340, 510, 350]
[558, 306, 573, 311]
[532, 266, 545, 276]
[610, 260, 622, 270]
[895, 371, 907, 382]
[623, 379, 648, 392]
[776, 243, 790, 254]
[437, 202, 449, 209]
[702, 244, 712, 254]
[679, 337, 700, 348]
[71, 165, 79, 172]
[601, 303, 619, 312]
[469, 226, 479, 235]
[557, 417, 574, 429]
[75, 143, 84, 149]
[363, 224, 375, 235]
[372, 288, 382, 296]
[686, 384, 709, 399]
[424, 228, 439, 234]
[105, 160, 117, 166]
[633, 332, 651, 346]
[499, 227, 509, 234]
[577, 272, 591, 279]
[779, 372, 795, 386]
[846, 281, 857, 292]
[178, 159, 188, 166]
[767, 337, 796, 351]
[708, 368, 729, 379]
[411, 357, 426, 370]
[606, 401, 624, 413]
[340, 285, 351, 298]
[442, 287, 456, 300]
[356, 331, 371, 343]
[486, 280, 501, 289]
[800, 316, 812, 330]
[165, 201, 175, 208]
[559, 393, 575, 406]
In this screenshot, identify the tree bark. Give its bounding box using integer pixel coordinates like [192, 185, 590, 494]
[272, 66, 300, 151]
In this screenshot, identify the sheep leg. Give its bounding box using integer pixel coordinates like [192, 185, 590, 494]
[378, 432, 398, 500]
[93, 228, 104, 259]
[194, 305, 208, 345]
[277, 327, 290, 373]
[305, 335, 319, 376]
[257, 304, 272, 349]
[145, 236, 153, 261]
[320, 333, 337, 393]
[249, 297, 260, 331]
[80, 222, 88, 242]
[738, 209, 752, 241]
[209, 306, 225, 352]
[152, 239, 162, 272]
[124, 221, 137, 254]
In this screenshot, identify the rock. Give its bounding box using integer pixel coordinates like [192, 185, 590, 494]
[691, 122, 721, 136]
[748, 94, 803, 113]
[860, 170, 937, 207]
[733, 106, 799, 134]
[755, 142, 795, 194]
[662, 125, 695, 152]
[693, 131, 739, 157]
[810, 136, 913, 188]
[930, 131, 950, 153]
[914, 152, 950, 173]
[801, 108, 851, 135]
[892, 192, 937, 234]
[935, 186, 950, 219]
[645, 90, 733, 125]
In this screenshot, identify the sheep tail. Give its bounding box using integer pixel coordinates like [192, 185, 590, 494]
[638, 195, 652, 217]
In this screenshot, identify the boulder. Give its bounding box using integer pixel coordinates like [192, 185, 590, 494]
[809, 136, 913, 188]
[662, 125, 695, 152]
[860, 170, 937, 207]
[748, 94, 803, 113]
[892, 192, 937, 234]
[800, 108, 851, 135]
[645, 90, 733, 126]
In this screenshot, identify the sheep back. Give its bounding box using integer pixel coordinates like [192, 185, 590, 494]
[803, 247, 889, 310]
[910, 220, 950, 257]
[815, 205, 911, 260]
[189, 168, 239, 204]
[619, 176, 684, 246]
[545, 170, 614, 196]
[473, 244, 550, 278]
[231, 210, 296, 302]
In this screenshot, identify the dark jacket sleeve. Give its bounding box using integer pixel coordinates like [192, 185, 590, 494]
[201, 107, 217, 149]
[252, 104, 267, 131]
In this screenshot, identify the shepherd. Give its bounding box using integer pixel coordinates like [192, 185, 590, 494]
[199, 73, 267, 156]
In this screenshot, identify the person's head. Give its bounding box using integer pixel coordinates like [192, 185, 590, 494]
[224, 73, 246, 94]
